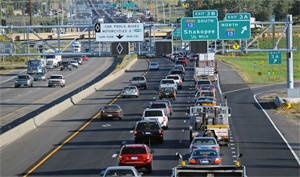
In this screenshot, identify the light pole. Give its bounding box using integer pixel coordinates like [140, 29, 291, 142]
[162, 2, 165, 24]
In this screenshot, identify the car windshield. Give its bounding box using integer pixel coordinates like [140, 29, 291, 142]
[161, 87, 174, 92]
[197, 97, 213, 101]
[45, 55, 55, 59]
[150, 104, 166, 109]
[105, 169, 135, 176]
[145, 111, 162, 117]
[167, 76, 179, 80]
[62, 62, 69, 65]
[192, 150, 217, 156]
[50, 76, 62, 79]
[200, 92, 213, 97]
[161, 80, 174, 84]
[124, 87, 136, 90]
[28, 60, 41, 65]
[132, 77, 144, 81]
[35, 73, 44, 76]
[103, 106, 119, 110]
[150, 63, 157, 65]
[137, 122, 159, 130]
[193, 139, 216, 145]
[18, 75, 29, 79]
[70, 60, 77, 63]
[171, 71, 182, 74]
[121, 147, 146, 154]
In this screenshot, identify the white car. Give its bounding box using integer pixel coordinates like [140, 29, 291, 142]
[166, 74, 182, 89]
[48, 74, 65, 87]
[149, 62, 159, 70]
[101, 166, 142, 177]
[142, 109, 169, 129]
[69, 60, 79, 68]
[159, 79, 177, 92]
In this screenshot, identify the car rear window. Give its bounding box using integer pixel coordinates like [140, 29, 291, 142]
[121, 147, 146, 154]
[105, 169, 134, 176]
[18, 76, 29, 79]
[124, 87, 135, 90]
[161, 87, 174, 92]
[103, 106, 119, 110]
[150, 104, 166, 109]
[137, 122, 160, 130]
[167, 76, 179, 80]
[200, 92, 213, 97]
[161, 80, 174, 84]
[145, 110, 163, 117]
[192, 150, 217, 156]
[150, 63, 157, 65]
[132, 77, 144, 81]
[197, 81, 211, 85]
[193, 139, 216, 145]
[50, 76, 62, 79]
[171, 71, 183, 74]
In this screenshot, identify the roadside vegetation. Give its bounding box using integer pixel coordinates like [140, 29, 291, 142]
[112, 54, 138, 74]
[216, 37, 300, 83]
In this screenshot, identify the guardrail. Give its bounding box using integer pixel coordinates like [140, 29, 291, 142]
[274, 96, 291, 108]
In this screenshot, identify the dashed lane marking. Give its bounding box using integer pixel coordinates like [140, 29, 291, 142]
[112, 154, 118, 158]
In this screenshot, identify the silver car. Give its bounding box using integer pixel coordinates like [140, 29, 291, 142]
[33, 72, 46, 81]
[69, 60, 79, 68]
[122, 86, 139, 98]
[15, 74, 33, 88]
[74, 57, 83, 65]
[101, 166, 142, 177]
[155, 99, 173, 115]
[48, 74, 65, 87]
[190, 137, 220, 154]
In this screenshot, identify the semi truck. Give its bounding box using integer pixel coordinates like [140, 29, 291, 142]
[187, 105, 231, 145]
[194, 53, 218, 83]
[44, 49, 62, 69]
[27, 58, 47, 74]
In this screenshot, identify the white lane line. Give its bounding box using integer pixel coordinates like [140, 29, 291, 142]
[112, 154, 118, 158]
[129, 130, 133, 133]
[18, 95, 21, 96]
[230, 139, 234, 142]
[231, 147, 235, 150]
[184, 120, 186, 123]
[6, 99, 10, 101]
[182, 129, 184, 132]
[254, 92, 300, 165]
[233, 155, 237, 158]
[230, 144, 234, 146]
[232, 151, 236, 154]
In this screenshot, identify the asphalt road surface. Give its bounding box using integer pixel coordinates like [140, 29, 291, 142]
[1, 58, 299, 177]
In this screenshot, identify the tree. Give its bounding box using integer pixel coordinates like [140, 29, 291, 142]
[274, 1, 289, 20]
[289, 0, 300, 16]
[6, 6, 15, 16]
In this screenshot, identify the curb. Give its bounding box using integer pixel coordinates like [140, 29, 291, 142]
[0, 57, 138, 148]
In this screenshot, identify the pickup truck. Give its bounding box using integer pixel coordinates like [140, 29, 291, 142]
[15, 74, 33, 88]
[159, 79, 177, 92]
[130, 76, 147, 89]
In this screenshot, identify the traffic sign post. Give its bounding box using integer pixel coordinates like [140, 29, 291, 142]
[218, 20, 251, 40]
[193, 10, 218, 18]
[95, 23, 144, 42]
[181, 17, 218, 41]
[268, 51, 282, 64]
[226, 13, 250, 21]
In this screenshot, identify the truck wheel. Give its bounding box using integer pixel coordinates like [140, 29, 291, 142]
[173, 96, 176, 100]
[30, 83, 33, 87]
[15, 85, 19, 88]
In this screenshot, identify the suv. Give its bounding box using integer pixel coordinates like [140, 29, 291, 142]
[15, 74, 33, 88]
[159, 79, 177, 92]
[130, 76, 147, 89]
[118, 144, 153, 173]
[134, 120, 164, 144]
[159, 87, 176, 100]
[60, 61, 72, 71]
[166, 74, 182, 89]
[48, 74, 65, 87]
[169, 69, 185, 81]
[155, 100, 173, 115]
[142, 109, 169, 129]
[149, 102, 171, 119]
[101, 166, 142, 177]
[195, 80, 212, 90]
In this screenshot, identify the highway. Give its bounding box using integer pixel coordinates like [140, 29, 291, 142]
[0, 56, 117, 134]
[1, 57, 299, 176]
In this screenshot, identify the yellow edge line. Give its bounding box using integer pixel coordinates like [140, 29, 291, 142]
[1, 58, 109, 120]
[23, 57, 150, 176]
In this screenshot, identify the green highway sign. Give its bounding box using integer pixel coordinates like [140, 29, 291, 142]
[218, 20, 250, 40]
[181, 17, 218, 41]
[173, 28, 181, 37]
[109, 3, 117, 7]
[193, 10, 218, 18]
[268, 51, 282, 64]
[226, 13, 250, 21]
[122, 2, 135, 7]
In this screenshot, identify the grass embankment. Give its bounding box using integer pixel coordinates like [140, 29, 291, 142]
[112, 54, 138, 74]
[217, 37, 300, 83]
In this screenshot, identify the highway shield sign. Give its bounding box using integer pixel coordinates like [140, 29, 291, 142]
[218, 20, 250, 40]
[181, 17, 218, 41]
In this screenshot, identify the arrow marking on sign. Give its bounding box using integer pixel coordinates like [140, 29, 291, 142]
[274, 59, 277, 64]
[241, 26, 247, 34]
[116, 34, 123, 39]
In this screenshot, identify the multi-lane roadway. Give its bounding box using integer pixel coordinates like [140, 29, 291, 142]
[1, 57, 299, 176]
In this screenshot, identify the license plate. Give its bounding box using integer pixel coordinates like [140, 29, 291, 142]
[145, 132, 151, 135]
[131, 157, 138, 160]
[107, 114, 112, 117]
[166, 93, 169, 95]
[201, 160, 209, 164]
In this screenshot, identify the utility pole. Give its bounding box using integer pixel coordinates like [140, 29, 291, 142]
[30, 0, 33, 25]
[197, 0, 200, 9]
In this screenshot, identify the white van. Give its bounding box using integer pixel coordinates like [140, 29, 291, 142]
[142, 109, 169, 129]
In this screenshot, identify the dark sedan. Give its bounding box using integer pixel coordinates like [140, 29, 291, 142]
[134, 120, 164, 144]
[99, 104, 123, 120]
[189, 149, 222, 165]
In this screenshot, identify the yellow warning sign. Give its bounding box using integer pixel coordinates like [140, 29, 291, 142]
[182, 3, 188, 7]
[233, 43, 240, 50]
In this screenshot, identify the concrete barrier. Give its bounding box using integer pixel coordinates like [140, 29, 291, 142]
[0, 57, 139, 148]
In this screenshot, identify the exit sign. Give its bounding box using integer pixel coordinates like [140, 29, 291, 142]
[269, 51, 282, 64]
[193, 10, 218, 18]
[226, 13, 250, 21]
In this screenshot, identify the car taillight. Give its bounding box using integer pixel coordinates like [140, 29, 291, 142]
[196, 85, 201, 87]
[175, 85, 177, 87]
[115, 110, 120, 113]
[122, 91, 124, 93]
[179, 80, 182, 83]
[189, 159, 199, 164]
[211, 158, 221, 164]
[144, 80, 146, 83]
[158, 130, 162, 134]
[142, 117, 144, 120]
[163, 117, 166, 121]
[191, 146, 197, 149]
[174, 92, 176, 95]
[167, 108, 169, 112]
[134, 131, 137, 135]
[211, 146, 218, 149]
[135, 90, 137, 93]
[102, 111, 105, 114]
[168, 105, 171, 108]
[159, 93, 161, 95]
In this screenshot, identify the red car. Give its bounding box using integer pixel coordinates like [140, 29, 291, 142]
[177, 57, 187, 66]
[81, 55, 88, 61]
[118, 144, 153, 173]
